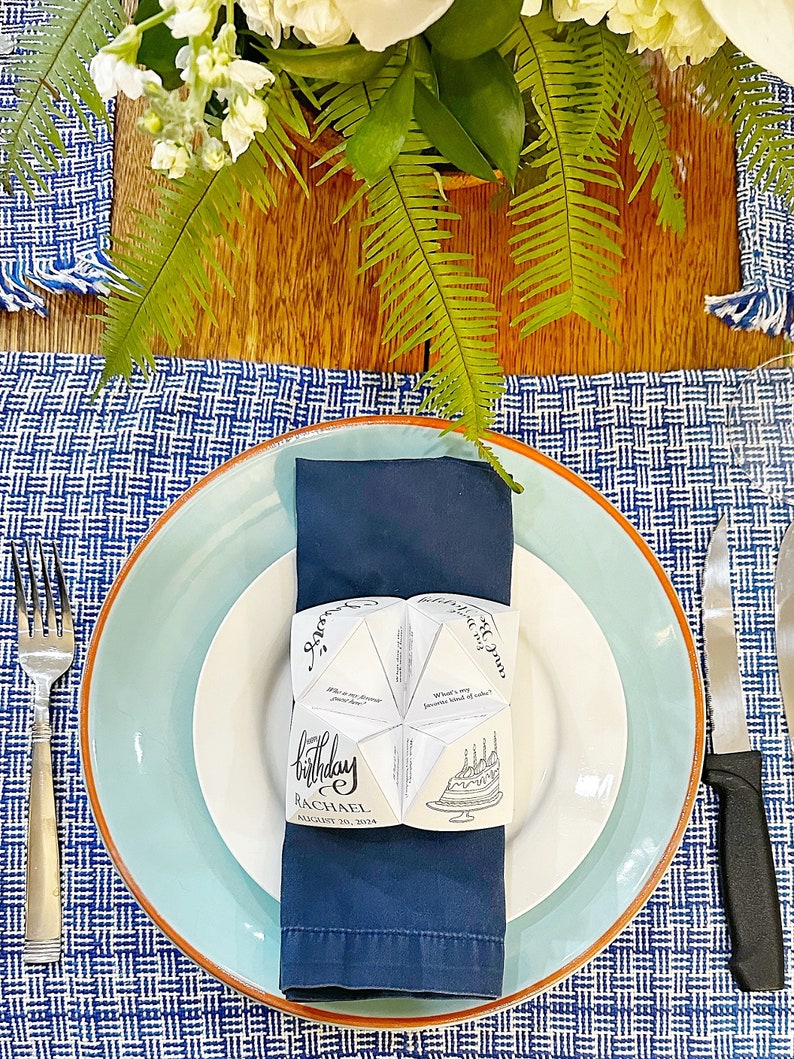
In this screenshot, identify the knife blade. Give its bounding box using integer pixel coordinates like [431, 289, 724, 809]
[702, 516, 784, 991]
[775, 519, 794, 747]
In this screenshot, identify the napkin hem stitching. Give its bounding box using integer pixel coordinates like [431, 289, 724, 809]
[282, 926, 503, 942]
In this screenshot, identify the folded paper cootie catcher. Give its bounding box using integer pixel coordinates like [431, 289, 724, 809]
[287, 592, 519, 831]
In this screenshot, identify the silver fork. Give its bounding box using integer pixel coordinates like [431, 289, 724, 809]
[11, 543, 74, 964]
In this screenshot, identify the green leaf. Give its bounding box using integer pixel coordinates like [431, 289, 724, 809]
[433, 48, 523, 185]
[407, 35, 436, 91]
[413, 81, 497, 182]
[0, 0, 124, 194]
[261, 42, 393, 83]
[361, 157, 515, 486]
[346, 59, 415, 184]
[135, 0, 183, 90]
[426, 0, 523, 59]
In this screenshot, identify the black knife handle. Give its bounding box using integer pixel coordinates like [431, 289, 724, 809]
[702, 749, 785, 991]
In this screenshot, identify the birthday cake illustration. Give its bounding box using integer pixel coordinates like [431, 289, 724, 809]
[427, 734, 503, 823]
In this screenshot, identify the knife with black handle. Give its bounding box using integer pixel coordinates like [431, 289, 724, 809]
[701, 517, 784, 992]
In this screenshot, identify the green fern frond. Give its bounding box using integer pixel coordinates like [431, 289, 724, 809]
[0, 0, 124, 194]
[506, 13, 623, 337]
[99, 127, 290, 387]
[690, 45, 794, 205]
[315, 71, 514, 487]
[367, 154, 513, 486]
[555, 21, 623, 162]
[599, 27, 684, 232]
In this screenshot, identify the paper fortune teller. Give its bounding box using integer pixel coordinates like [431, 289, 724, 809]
[286, 593, 519, 831]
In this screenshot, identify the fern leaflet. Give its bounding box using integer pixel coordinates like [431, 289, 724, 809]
[365, 157, 503, 427]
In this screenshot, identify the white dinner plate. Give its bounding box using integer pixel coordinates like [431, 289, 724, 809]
[193, 546, 628, 920]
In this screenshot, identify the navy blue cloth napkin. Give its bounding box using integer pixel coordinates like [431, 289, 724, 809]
[279, 456, 514, 1001]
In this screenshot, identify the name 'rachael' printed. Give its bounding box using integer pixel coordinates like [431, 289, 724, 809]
[286, 593, 519, 831]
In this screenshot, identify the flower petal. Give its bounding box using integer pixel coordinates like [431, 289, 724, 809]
[228, 58, 276, 91]
[701, 0, 794, 83]
[334, 0, 456, 52]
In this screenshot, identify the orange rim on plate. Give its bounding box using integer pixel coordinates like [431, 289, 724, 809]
[80, 416, 706, 1029]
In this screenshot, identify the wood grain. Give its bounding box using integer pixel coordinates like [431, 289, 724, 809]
[0, 69, 783, 375]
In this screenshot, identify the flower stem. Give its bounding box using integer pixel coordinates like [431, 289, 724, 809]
[136, 9, 174, 34]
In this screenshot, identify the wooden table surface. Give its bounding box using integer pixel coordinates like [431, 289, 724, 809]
[0, 69, 784, 377]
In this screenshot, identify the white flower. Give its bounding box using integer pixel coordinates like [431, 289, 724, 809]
[89, 26, 162, 101]
[90, 51, 137, 99]
[239, 0, 283, 44]
[201, 137, 229, 171]
[222, 93, 269, 160]
[161, 0, 219, 39]
[606, 0, 725, 68]
[701, 1, 794, 85]
[551, 0, 612, 25]
[246, 0, 531, 54]
[332, 0, 455, 51]
[186, 42, 228, 83]
[151, 139, 193, 179]
[177, 25, 276, 99]
[274, 0, 352, 46]
[0, 33, 15, 56]
[137, 80, 206, 149]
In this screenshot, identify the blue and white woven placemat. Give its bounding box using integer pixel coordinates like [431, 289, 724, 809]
[706, 71, 794, 339]
[0, 2, 113, 314]
[1, 350, 793, 1058]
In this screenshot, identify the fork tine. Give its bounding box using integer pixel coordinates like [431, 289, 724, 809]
[52, 545, 72, 637]
[25, 542, 43, 636]
[10, 543, 29, 636]
[39, 541, 57, 636]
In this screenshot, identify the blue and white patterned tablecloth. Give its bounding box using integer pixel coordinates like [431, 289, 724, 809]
[1, 350, 793, 1058]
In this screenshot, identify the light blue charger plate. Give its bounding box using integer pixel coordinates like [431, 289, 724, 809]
[80, 418, 705, 1029]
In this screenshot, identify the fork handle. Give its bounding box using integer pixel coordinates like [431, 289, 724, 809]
[24, 720, 61, 964]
